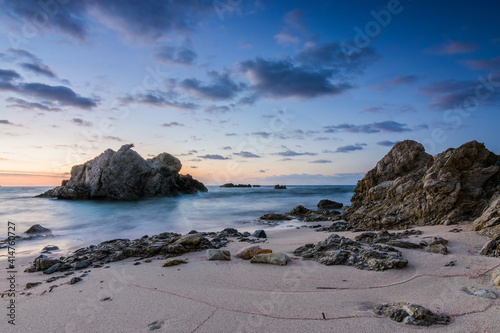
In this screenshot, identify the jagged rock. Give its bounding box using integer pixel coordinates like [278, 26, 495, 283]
[43, 263, 62, 274]
[74, 260, 92, 270]
[317, 199, 343, 209]
[294, 234, 408, 271]
[480, 239, 498, 256]
[175, 233, 203, 246]
[162, 259, 187, 267]
[34, 255, 59, 271]
[493, 270, 500, 288]
[375, 302, 450, 326]
[207, 249, 231, 261]
[343, 140, 500, 234]
[38, 144, 207, 200]
[252, 230, 267, 238]
[41, 245, 59, 253]
[286, 205, 312, 216]
[69, 277, 82, 285]
[425, 243, 448, 255]
[250, 253, 289, 266]
[220, 183, 252, 188]
[473, 192, 500, 240]
[25, 224, 51, 234]
[462, 287, 497, 299]
[259, 213, 291, 220]
[274, 184, 287, 189]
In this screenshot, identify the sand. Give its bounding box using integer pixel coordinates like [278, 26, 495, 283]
[1, 223, 500, 332]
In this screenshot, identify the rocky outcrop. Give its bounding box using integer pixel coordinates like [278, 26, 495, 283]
[294, 233, 408, 271]
[38, 144, 207, 200]
[375, 303, 450, 326]
[343, 140, 500, 238]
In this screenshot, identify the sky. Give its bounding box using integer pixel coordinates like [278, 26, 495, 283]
[0, 0, 499, 186]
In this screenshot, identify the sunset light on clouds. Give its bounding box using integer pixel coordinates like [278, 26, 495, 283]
[0, 0, 499, 186]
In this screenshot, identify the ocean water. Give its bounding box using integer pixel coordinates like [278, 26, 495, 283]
[0, 185, 355, 255]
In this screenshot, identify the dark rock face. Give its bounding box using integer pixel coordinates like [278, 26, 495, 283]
[25, 224, 51, 234]
[375, 303, 450, 326]
[317, 199, 343, 209]
[259, 213, 291, 221]
[220, 183, 252, 188]
[294, 233, 408, 271]
[38, 144, 207, 200]
[274, 184, 287, 189]
[343, 140, 500, 238]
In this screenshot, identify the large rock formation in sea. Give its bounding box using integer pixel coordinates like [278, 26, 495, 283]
[342, 140, 500, 239]
[39, 144, 207, 200]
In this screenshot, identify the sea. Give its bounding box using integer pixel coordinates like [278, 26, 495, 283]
[0, 185, 355, 256]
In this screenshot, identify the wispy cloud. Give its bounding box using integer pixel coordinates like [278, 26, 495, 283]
[377, 140, 400, 147]
[71, 118, 93, 127]
[180, 70, 246, 101]
[234, 151, 261, 158]
[198, 154, 230, 160]
[324, 121, 411, 133]
[309, 159, 332, 163]
[161, 122, 184, 127]
[154, 46, 197, 66]
[461, 56, 500, 71]
[426, 40, 479, 55]
[335, 143, 367, 153]
[120, 92, 197, 110]
[273, 150, 317, 157]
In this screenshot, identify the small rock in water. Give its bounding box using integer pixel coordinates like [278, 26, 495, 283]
[259, 213, 291, 221]
[162, 259, 188, 267]
[25, 224, 51, 234]
[317, 199, 343, 210]
[41, 245, 59, 253]
[250, 253, 289, 266]
[26, 282, 42, 289]
[207, 249, 231, 261]
[252, 230, 267, 238]
[462, 287, 498, 299]
[69, 277, 82, 285]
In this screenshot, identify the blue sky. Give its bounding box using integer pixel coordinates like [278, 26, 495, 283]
[0, 0, 499, 186]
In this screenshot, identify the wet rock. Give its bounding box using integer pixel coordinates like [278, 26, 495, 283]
[317, 199, 343, 210]
[174, 233, 203, 246]
[286, 205, 312, 216]
[24, 265, 37, 273]
[207, 249, 231, 261]
[274, 184, 286, 189]
[343, 140, 500, 234]
[43, 263, 62, 274]
[162, 259, 187, 267]
[375, 302, 450, 326]
[41, 245, 59, 253]
[69, 277, 82, 285]
[252, 230, 267, 238]
[462, 287, 497, 299]
[37, 144, 207, 200]
[294, 234, 408, 271]
[25, 224, 51, 234]
[26, 282, 42, 289]
[259, 213, 291, 220]
[250, 253, 289, 266]
[75, 260, 92, 270]
[34, 256, 59, 271]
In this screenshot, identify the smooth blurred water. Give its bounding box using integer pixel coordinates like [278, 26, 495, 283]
[0, 185, 354, 254]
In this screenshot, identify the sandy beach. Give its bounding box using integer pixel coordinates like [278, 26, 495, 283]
[2, 223, 499, 333]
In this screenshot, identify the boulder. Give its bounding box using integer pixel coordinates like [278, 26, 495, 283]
[162, 259, 188, 267]
[342, 140, 500, 236]
[259, 213, 291, 220]
[375, 302, 450, 326]
[41, 245, 59, 253]
[286, 205, 312, 216]
[25, 224, 51, 234]
[236, 245, 262, 259]
[38, 144, 207, 200]
[274, 184, 287, 189]
[252, 230, 267, 238]
[175, 233, 203, 246]
[250, 253, 289, 266]
[207, 249, 231, 261]
[317, 199, 343, 209]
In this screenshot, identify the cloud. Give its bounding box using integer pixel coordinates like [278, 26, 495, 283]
[418, 79, 500, 111]
[225, 133, 237, 136]
[252, 131, 272, 139]
[0, 1, 216, 42]
[154, 46, 197, 66]
[250, 173, 365, 185]
[161, 122, 184, 127]
[20, 62, 57, 78]
[273, 150, 317, 157]
[324, 121, 411, 133]
[180, 71, 246, 101]
[221, 146, 232, 150]
[104, 136, 124, 141]
[461, 56, 500, 71]
[296, 42, 380, 73]
[205, 105, 236, 114]
[0, 69, 21, 82]
[198, 154, 230, 160]
[71, 118, 93, 127]
[274, 33, 300, 45]
[6, 97, 61, 112]
[0, 119, 15, 125]
[190, 166, 198, 169]
[17, 83, 97, 109]
[7, 48, 39, 62]
[377, 140, 400, 147]
[120, 92, 197, 110]
[309, 159, 332, 163]
[313, 137, 330, 141]
[335, 143, 367, 153]
[426, 41, 479, 55]
[234, 151, 260, 158]
[239, 57, 352, 99]
[283, 9, 305, 29]
[259, 170, 266, 173]
[363, 106, 384, 113]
